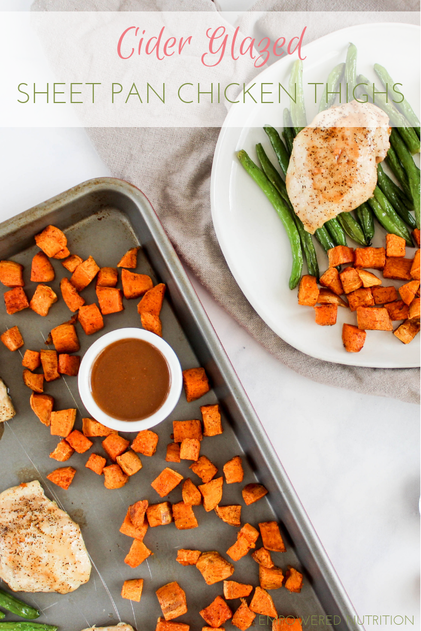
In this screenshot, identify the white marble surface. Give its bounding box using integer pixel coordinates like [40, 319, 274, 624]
[0, 1, 419, 630]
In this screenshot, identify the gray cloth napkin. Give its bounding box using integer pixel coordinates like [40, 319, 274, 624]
[33, 0, 420, 404]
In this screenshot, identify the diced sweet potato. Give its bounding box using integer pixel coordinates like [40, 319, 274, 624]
[70, 256, 100, 291]
[47, 466, 76, 490]
[49, 439, 74, 462]
[132, 429, 159, 456]
[314, 304, 338, 325]
[60, 277, 85, 312]
[316, 289, 348, 307]
[411, 249, 420, 280]
[140, 311, 163, 337]
[339, 267, 362, 294]
[284, 567, 303, 593]
[51, 323, 80, 354]
[201, 404, 223, 436]
[356, 307, 393, 331]
[342, 323, 366, 353]
[383, 257, 413, 280]
[413, 229, 421, 247]
[347, 287, 374, 312]
[151, 468, 184, 497]
[22, 350, 40, 371]
[172, 501, 199, 530]
[357, 269, 382, 288]
[327, 246, 354, 268]
[252, 547, 275, 568]
[227, 523, 259, 562]
[190, 456, 217, 483]
[30, 393, 54, 426]
[386, 234, 406, 258]
[121, 578, 144, 602]
[124, 539, 152, 568]
[4, 287, 29, 314]
[0, 260, 24, 287]
[231, 599, 256, 631]
[85, 453, 106, 475]
[259, 566, 284, 590]
[53, 247, 70, 260]
[166, 443, 181, 463]
[319, 267, 343, 295]
[354, 247, 385, 269]
[182, 368, 210, 402]
[96, 286, 124, 315]
[180, 438, 201, 461]
[156, 620, 190, 631]
[259, 521, 285, 552]
[117, 450, 143, 476]
[78, 303, 104, 335]
[200, 596, 232, 628]
[50, 409, 76, 437]
[156, 582, 187, 621]
[384, 300, 409, 321]
[223, 581, 253, 600]
[82, 417, 115, 437]
[249, 587, 277, 618]
[147, 502, 173, 527]
[96, 266, 118, 287]
[138, 283, 166, 316]
[394, 319, 420, 344]
[118, 247, 139, 269]
[242, 483, 268, 505]
[215, 505, 241, 527]
[173, 420, 203, 443]
[182, 478, 202, 506]
[66, 429, 93, 454]
[196, 551, 234, 585]
[23, 369, 44, 393]
[31, 252, 55, 282]
[1, 326, 24, 351]
[409, 297, 420, 320]
[199, 477, 223, 512]
[399, 280, 420, 305]
[62, 254, 83, 273]
[58, 354, 81, 376]
[129, 500, 149, 527]
[272, 618, 303, 631]
[35, 225, 67, 258]
[103, 463, 128, 489]
[102, 433, 130, 461]
[297, 275, 319, 306]
[120, 509, 149, 540]
[122, 269, 153, 299]
[29, 284, 58, 316]
[223, 456, 244, 484]
[372, 286, 398, 305]
[40, 350, 60, 381]
[176, 549, 202, 566]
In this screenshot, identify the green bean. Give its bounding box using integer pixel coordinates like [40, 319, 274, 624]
[355, 203, 375, 244]
[374, 63, 420, 137]
[345, 43, 357, 101]
[385, 146, 413, 201]
[337, 212, 367, 246]
[0, 590, 39, 620]
[256, 143, 287, 198]
[325, 218, 347, 246]
[264, 125, 290, 177]
[319, 63, 345, 112]
[315, 225, 335, 252]
[289, 60, 307, 134]
[369, 187, 412, 244]
[237, 150, 303, 289]
[282, 108, 295, 155]
[0, 625, 58, 631]
[390, 128, 421, 228]
[377, 162, 416, 229]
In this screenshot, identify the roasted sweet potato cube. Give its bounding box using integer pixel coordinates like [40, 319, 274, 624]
[70, 256, 100, 292]
[384, 300, 409, 321]
[201, 404, 223, 436]
[319, 267, 343, 295]
[339, 267, 362, 294]
[357, 269, 382, 288]
[242, 483, 268, 505]
[60, 277, 85, 312]
[259, 565, 284, 590]
[122, 269, 153, 299]
[180, 438, 201, 461]
[103, 463, 128, 489]
[297, 275, 319, 306]
[200, 596, 232, 628]
[132, 429, 159, 456]
[151, 468, 184, 497]
[190, 456, 218, 483]
[394, 319, 420, 344]
[372, 286, 398, 305]
[58, 354, 81, 376]
[199, 477, 223, 512]
[141, 312, 162, 337]
[85, 453, 106, 475]
[173, 420, 202, 443]
[231, 599, 256, 631]
[347, 288, 374, 312]
[118, 247, 139, 269]
[147, 501, 173, 527]
[1, 326, 24, 351]
[117, 450, 143, 476]
[166, 443, 181, 463]
[49, 439, 74, 462]
[78, 303, 104, 335]
[51, 323, 80, 354]
[22, 350, 40, 371]
[182, 478, 202, 506]
[223, 581, 253, 600]
[172, 501, 198, 530]
[196, 551, 234, 585]
[102, 434, 130, 461]
[342, 323, 366, 353]
[383, 257, 413, 280]
[129, 500, 149, 528]
[138, 283, 166, 316]
[399, 280, 420, 305]
[96, 266, 118, 287]
[227, 523, 259, 561]
[50, 409, 76, 437]
[249, 587, 277, 618]
[47, 466, 76, 490]
[31, 252, 55, 282]
[62, 254, 83, 273]
[413, 229, 421, 247]
[23, 370, 44, 393]
[96, 286, 124, 315]
[386, 234, 406, 258]
[30, 284, 58, 316]
[176, 549, 202, 566]
[35, 225, 67, 258]
[125, 540, 152, 568]
[223, 456, 244, 484]
[156, 582, 187, 621]
[120, 509, 148, 540]
[259, 521, 285, 552]
[328, 246, 354, 268]
[201, 627, 224, 631]
[40, 350, 60, 381]
[82, 417, 115, 437]
[272, 618, 303, 631]
[356, 307, 393, 331]
[30, 393, 54, 426]
[53, 247, 71, 260]
[354, 247, 385, 269]
[284, 567, 303, 593]
[411, 249, 420, 280]
[0, 260, 24, 287]
[314, 303, 338, 325]
[4, 287, 29, 314]
[409, 297, 420, 320]
[182, 368, 210, 402]
[316, 289, 348, 307]
[215, 505, 241, 527]
[121, 578, 144, 602]
[156, 620, 190, 631]
[252, 547, 275, 568]
[66, 429, 93, 454]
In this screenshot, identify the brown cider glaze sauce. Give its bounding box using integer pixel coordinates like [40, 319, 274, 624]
[91, 338, 170, 421]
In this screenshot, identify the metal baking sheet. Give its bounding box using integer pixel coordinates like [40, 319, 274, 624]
[0, 178, 361, 631]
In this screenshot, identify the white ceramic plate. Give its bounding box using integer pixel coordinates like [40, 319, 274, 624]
[211, 22, 420, 368]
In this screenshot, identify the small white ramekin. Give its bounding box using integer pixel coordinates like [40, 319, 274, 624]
[78, 327, 182, 433]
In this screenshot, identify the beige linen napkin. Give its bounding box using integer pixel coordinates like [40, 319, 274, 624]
[33, 0, 420, 404]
